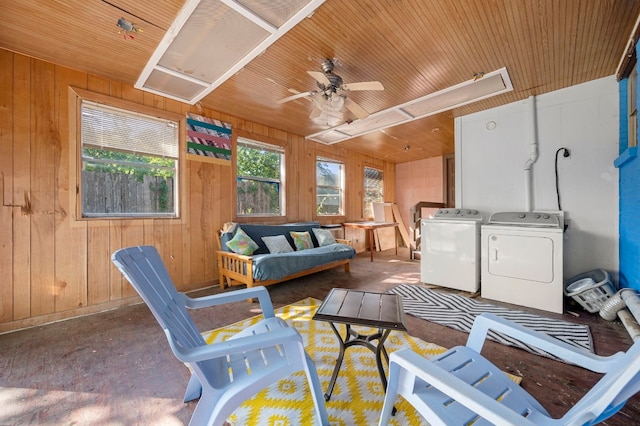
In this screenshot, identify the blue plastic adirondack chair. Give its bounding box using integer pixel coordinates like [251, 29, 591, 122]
[379, 313, 640, 426]
[112, 246, 329, 426]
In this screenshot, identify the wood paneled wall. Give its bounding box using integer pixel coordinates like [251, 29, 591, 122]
[0, 49, 395, 333]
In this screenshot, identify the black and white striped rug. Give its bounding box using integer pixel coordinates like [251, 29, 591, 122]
[388, 284, 594, 359]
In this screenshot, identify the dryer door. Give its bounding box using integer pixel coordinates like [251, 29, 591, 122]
[486, 233, 555, 283]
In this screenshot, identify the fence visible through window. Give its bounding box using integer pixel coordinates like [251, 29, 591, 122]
[80, 100, 179, 218]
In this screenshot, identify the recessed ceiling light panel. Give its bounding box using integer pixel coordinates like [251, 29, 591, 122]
[157, 3, 270, 85]
[236, 0, 310, 27]
[400, 72, 508, 117]
[308, 67, 513, 144]
[311, 130, 349, 144]
[136, 0, 326, 103]
[337, 110, 408, 136]
[144, 68, 209, 100]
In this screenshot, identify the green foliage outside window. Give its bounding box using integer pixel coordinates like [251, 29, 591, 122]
[237, 145, 280, 179]
[83, 148, 175, 181]
[236, 140, 283, 215]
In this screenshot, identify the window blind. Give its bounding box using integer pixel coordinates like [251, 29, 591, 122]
[237, 137, 284, 153]
[81, 100, 179, 158]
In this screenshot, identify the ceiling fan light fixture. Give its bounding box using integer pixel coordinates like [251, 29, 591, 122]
[279, 59, 384, 121]
[329, 94, 345, 109]
[135, 0, 326, 104]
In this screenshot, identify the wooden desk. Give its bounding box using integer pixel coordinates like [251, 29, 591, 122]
[312, 288, 407, 401]
[342, 221, 399, 261]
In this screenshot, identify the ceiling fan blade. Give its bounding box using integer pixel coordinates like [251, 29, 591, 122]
[307, 70, 331, 87]
[276, 90, 316, 104]
[342, 81, 384, 91]
[344, 97, 370, 120]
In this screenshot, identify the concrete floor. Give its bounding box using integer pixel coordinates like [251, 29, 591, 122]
[1, 247, 638, 425]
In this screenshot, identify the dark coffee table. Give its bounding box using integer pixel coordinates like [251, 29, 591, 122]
[312, 288, 407, 401]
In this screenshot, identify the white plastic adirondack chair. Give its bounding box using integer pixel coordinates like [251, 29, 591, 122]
[379, 313, 640, 426]
[112, 246, 329, 426]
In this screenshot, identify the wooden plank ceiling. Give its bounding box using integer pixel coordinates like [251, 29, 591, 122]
[1, 0, 638, 163]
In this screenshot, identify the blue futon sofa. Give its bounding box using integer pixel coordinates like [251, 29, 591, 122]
[216, 222, 355, 290]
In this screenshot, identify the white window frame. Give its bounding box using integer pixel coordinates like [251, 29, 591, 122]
[316, 157, 344, 216]
[70, 88, 183, 220]
[236, 137, 286, 217]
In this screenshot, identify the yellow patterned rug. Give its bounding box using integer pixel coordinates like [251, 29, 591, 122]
[202, 297, 447, 426]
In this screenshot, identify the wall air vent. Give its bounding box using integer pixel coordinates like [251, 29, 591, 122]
[307, 67, 513, 144]
[136, 0, 326, 104]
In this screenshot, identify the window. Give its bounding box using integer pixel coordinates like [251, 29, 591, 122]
[316, 157, 344, 216]
[80, 100, 179, 218]
[363, 167, 384, 218]
[629, 61, 638, 148]
[236, 137, 285, 216]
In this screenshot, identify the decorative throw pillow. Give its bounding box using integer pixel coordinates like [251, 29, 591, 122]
[313, 228, 337, 247]
[225, 228, 259, 255]
[262, 235, 294, 254]
[290, 231, 313, 251]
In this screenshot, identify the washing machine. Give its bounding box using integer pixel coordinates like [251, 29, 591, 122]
[481, 211, 564, 313]
[421, 208, 483, 292]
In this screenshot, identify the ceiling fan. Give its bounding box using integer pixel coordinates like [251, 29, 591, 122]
[277, 58, 384, 123]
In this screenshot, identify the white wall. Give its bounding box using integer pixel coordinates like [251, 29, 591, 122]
[455, 76, 620, 280]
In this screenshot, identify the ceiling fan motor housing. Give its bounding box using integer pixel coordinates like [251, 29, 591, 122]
[321, 58, 336, 73]
[318, 73, 343, 93]
[318, 59, 343, 94]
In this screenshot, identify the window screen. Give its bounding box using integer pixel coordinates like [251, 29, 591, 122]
[316, 157, 344, 216]
[364, 167, 384, 218]
[236, 137, 285, 216]
[80, 100, 179, 218]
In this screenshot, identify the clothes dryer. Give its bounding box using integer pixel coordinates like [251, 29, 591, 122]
[421, 208, 483, 292]
[481, 211, 564, 313]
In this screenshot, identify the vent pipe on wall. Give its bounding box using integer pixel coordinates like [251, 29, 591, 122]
[523, 95, 539, 211]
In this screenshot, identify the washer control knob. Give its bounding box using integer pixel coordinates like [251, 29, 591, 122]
[439, 209, 446, 214]
[534, 213, 541, 219]
[454, 209, 460, 214]
[517, 212, 526, 219]
[543, 214, 550, 219]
